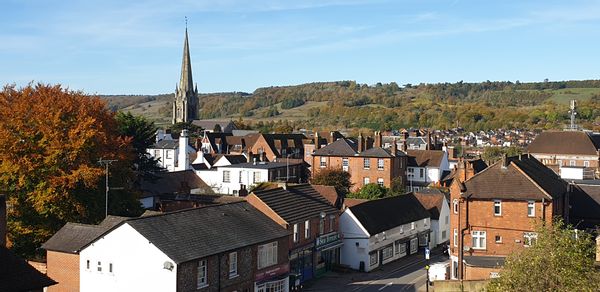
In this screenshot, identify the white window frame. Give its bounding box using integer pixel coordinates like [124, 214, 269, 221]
[319, 218, 325, 235]
[223, 170, 231, 183]
[377, 178, 384, 187]
[584, 160, 590, 167]
[557, 160, 563, 166]
[419, 168, 424, 178]
[239, 171, 243, 183]
[524, 232, 537, 247]
[229, 252, 238, 278]
[411, 222, 415, 230]
[257, 242, 278, 269]
[495, 235, 502, 243]
[304, 220, 310, 239]
[293, 224, 299, 242]
[472, 231, 486, 250]
[369, 251, 378, 266]
[494, 200, 502, 216]
[527, 201, 535, 217]
[109, 263, 113, 274]
[97, 261, 102, 272]
[382, 245, 394, 260]
[197, 259, 207, 288]
[253, 171, 261, 183]
[329, 215, 335, 232]
[453, 229, 458, 247]
[320, 156, 327, 168]
[166, 150, 172, 159]
[342, 157, 349, 171]
[570, 160, 575, 166]
[363, 177, 370, 185]
[86, 260, 90, 270]
[364, 158, 370, 169]
[377, 158, 384, 170]
[453, 199, 459, 214]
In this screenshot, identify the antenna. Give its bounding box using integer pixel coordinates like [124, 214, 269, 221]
[185, 16, 188, 29]
[568, 99, 577, 131]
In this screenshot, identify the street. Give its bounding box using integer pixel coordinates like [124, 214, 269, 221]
[305, 249, 448, 292]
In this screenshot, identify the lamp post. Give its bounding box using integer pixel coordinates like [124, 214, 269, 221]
[98, 158, 123, 218]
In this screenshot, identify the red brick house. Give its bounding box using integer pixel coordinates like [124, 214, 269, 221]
[311, 132, 407, 192]
[449, 154, 570, 280]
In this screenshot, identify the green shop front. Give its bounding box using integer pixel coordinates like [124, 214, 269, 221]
[314, 232, 344, 277]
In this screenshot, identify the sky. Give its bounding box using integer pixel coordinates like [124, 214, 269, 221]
[2, 0, 600, 95]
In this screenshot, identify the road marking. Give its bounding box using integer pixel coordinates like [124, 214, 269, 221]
[378, 282, 393, 291]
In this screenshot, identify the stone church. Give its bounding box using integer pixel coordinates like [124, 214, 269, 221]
[172, 28, 199, 124]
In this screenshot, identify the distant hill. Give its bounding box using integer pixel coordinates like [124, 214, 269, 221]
[101, 80, 600, 131]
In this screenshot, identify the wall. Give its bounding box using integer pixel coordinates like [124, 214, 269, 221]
[433, 280, 490, 292]
[560, 167, 584, 180]
[464, 266, 501, 281]
[436, 196, 451, 245]
[80, 223, 177, 292]
[339, 210, 370, 271]
[47, 251, 80, 292]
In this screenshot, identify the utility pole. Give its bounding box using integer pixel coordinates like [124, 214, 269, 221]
[98, 158, 119, 218]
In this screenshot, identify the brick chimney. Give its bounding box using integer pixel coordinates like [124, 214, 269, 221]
[392, 138, 398, 156]
[330, 131, 335, 144]
[358, 133, 364, 153]
[314, 131, 320, 150]
[375, 131, 382, 148]
[456, 159, 476, 182]
[0, 194, 6, 248]
[427, 130, 432, 150]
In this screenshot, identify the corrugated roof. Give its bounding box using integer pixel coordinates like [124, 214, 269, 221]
[252, 184, 339, 224]
[126, 202, 289, 264]
[349, 194, 430, 235]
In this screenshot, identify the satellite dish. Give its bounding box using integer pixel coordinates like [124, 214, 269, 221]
[163, 261, 174, 271]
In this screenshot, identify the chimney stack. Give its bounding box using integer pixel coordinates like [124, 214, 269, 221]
[176, 129, 191, 171]
[392, 138, 398, 156]
[402, 140, 408, 152]
[358, 133, 364, 153]
[501, 153, 509, 169]
[375, 131, 383, 148]
[427, 130, 432, 150]
[330, 131, 335, 144]
[0, 194, 6, 248]
[314, 131, 321, 150]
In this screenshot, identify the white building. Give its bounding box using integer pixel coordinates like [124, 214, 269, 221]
[79, 202, 290, 292]
[147, 130, 196, 172]
[339, 194, 431, 272]
[414, 190, 451, 247]
[406, 149, 450, 191]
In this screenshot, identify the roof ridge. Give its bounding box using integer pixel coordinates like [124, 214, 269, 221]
[127, 200, 247, 221]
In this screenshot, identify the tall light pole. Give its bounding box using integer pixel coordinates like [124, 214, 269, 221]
[98, 158, 118, 218]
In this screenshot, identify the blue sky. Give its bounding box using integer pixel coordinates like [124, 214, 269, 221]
[2, 0, 600, 94]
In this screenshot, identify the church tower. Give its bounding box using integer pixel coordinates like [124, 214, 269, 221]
[172, 28, 199, 124]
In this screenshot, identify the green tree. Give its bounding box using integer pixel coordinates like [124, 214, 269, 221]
[389, 177, 406, 194]
[348, 183, 390, 200]
[169, 121, 202, 138]
[487, 220, 600, 292]
[311, 168, 352, 196]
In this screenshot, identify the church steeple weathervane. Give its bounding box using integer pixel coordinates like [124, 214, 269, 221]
[172, 17, 199, 124]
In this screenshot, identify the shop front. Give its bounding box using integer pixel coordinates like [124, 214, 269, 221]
[314, 232, 344, 277]
[289, 243, 314, 286]
[255, 262, 290, 292]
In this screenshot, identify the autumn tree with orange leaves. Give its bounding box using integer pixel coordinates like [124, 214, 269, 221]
[0, 83, 142, 258]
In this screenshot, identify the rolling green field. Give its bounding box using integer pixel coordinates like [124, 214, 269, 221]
[547, 88, 600, 104]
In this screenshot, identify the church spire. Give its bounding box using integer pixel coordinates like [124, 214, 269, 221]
[179, 27, 194, 95]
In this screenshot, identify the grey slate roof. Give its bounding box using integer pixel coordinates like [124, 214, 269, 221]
[251, 184, 339, 224]
[349, 193, 430, 236]
[126, 202, 289, 264]
[140, 170, 214, 197]
[313, 138, 358, 156]
[219, 161, 303, 169]
[0, 246, 57, 291]
[42, 216, 128, 254]
[150, 139, 179, 149]
[359, 147, 406, 158]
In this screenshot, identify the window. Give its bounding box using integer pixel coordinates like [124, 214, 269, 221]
[570, 160, 575, 166]
[419, 168, 424, 178]
[363, 177, 370, 185]
[319, 218, 324, 235]
[109, 263, 113, 273]
[494, 200, 502, 216]
[411, 222, 415, 230]
[528, 201, 535, 217]
[320, 157, 327, 168]
[490, 272, 500, 279]
[445, 215, 449, 225]
[293, 224, 299, 242]
[382, 245, 394, 260]
[524, 232, 537, 247]
[256, 279, 286, 292]
[86, 260, 90, 270]
[229, 252, 238, 277]
[441, 230, 447, 240]
[223, 170, 231, 183]
[329, 215, 335, 232]
[342, 158, 349, 171]
[377, 178, 384, 187]
[239, 171, 243, 183]
[584, 160, 590, 167]
[364, 158, 370, 169]
[153, 150, 160, 157]
[472, 231, 486, 250]
[453, 199, 458, 214]
[97, 261, 102, 272]
[454, 229, 458, 247]
[424, 218, 428, 225]
[257, 242, 278, 269]
[253, 171, 261, 183]
[495, 235, 502, 243]
[378, 159, 384, 170]
[395, 240, 407, 257]
[166, 150, 173, 159]
[197, 260, 207, 288]
[304, 220, 310, 239]
[369, 251, 378, 266]
[408, 167, 414, 174]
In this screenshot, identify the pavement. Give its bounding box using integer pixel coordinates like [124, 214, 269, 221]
[303, 246, 449, 292]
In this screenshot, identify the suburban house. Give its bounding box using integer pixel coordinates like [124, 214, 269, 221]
[197, 160, 306, 195]
[440, 158, 488, 187]
[303, 131, 345, 168]
[246, 184, 343, 286]
[311, 132, 408, 192]
[527, 130, 600, 179]
[246, 133, 308, 162]
[0, 194, 57, 292]
[414, 190, 451, 247]
[339, 194, 431, 272]
[406, 149, 450, 191]
[147, 129, 196, 172]
[449, 154, 571, 281]
[42, 215, 128, 292]
[78, 202, 291, 292]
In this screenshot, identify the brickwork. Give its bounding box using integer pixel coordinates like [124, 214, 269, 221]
[464, 266, 501, 280]
[47, 251, 80, 292]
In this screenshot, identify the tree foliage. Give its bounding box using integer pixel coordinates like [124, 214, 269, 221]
[487, 220, 600, 292]
[348, 183, 390, 200]
[0, 84, 141, 258]
[481, 146, 523, 164]
[310, 168, 352, 196]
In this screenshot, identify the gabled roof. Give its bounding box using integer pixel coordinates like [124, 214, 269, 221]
[0, 246, 57, 291]
[205, 132, 233, 152]
[150, 139, 179, 149]
[527, 131, 600, 156]
[413, 192, 445, 220]
[260, 133, 307, 157]
[359, 147, 406, 158]
[313, 138, 358, 156]
[125, 202, 289, 264]
[192, 120, 237, 132]
[219, 161, 303, 170]
[462, 155, 567, 200]
[140, 170, 213, 197]
[349, 194, 430, 236]
[406, 150, 445, 167]
[251, 184, 339, 224]
[42, 216, 128, 254]
[312, 185, 341, 208]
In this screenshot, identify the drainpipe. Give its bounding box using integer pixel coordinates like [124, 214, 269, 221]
[458, 183, 470, 280]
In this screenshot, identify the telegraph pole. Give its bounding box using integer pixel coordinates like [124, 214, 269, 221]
[98, 158, 118, 218]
